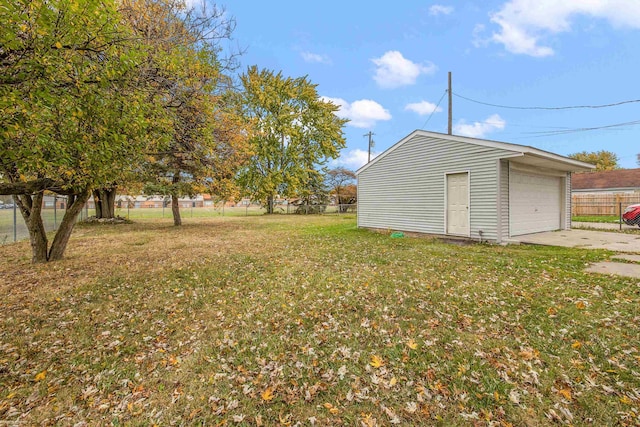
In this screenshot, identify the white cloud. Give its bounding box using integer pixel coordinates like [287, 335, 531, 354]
[405, 101, 443, 116]
[371, 51, 436, 89]
[332, 149, 380, 170]
[429, 5, 454, 16]
[321, 96, 392, 128]
[301, 51, 331, 64]
[472, 24, 489, 48]
[183, 0, 205, 9]
[488, 0, 640, 57]
[454, 114, 506, 138]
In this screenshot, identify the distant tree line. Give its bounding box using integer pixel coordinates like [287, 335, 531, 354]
[568, 150, 619, 171]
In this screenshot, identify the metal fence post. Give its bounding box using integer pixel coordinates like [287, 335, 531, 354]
[13, 196, 17, 242]
[53, 195, 57, 229]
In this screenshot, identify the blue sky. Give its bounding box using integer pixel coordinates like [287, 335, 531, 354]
[219, 0, 640, 170]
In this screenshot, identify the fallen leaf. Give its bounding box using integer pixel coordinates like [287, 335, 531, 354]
[322, 402, 340, 414]
[407, 339, 418, 350]
[558, 388, 572, 401]
[34, 370, 47, 381]
[576, 301, 586, 310]
[261, 387, 274, 402]
[370, 355, 384, 368]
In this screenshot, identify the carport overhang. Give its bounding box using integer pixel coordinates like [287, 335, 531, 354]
[500, 152, 595, 173]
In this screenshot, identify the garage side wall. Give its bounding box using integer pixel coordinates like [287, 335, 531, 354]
[499, 160, 510, 241]
[358, 135, 516, 241]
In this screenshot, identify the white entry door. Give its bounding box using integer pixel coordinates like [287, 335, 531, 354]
[446, 172, 469, 236]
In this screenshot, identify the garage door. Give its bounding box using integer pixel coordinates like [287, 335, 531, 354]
[510, 170, 562, 236]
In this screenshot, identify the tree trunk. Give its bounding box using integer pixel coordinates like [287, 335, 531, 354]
[48, 190, 90, 261]
[105, 189, 115, 218]
[171, 173, 181, 226]
[15, 193, 49, 263]
[93, 190, 102, 218]
[171, 193, 182, 226]
[93, 187, 117, 219]
[266, 195, 274, 214]
[15, 189, 90, 263]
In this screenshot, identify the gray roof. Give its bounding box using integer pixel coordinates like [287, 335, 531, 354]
[357, 130, 595, 174]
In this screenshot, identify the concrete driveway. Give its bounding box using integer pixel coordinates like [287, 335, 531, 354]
[515, 229, 640, 253]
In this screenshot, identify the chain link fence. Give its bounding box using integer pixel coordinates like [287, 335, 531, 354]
[1, 197, 356, 245]
[0, 195, 83, 245]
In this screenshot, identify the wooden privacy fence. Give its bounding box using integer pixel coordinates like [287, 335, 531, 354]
[572, 193, 640, 216]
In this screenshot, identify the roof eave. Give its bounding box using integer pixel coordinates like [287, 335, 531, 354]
[356, 130, 596, 175]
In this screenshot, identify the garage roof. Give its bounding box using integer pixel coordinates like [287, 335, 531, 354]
[357, 130, 595, 174]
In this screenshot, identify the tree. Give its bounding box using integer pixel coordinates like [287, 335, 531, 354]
[142, 96, 248, 225]
[293, 168, 329, 214]
[568, 150, 620, 171]
[119, 0, 246, 226]
[326, 168, 357, 212]
[0, 0, 155, 262]
[89, 0, 243, 223]
[235, 67, 347, 213]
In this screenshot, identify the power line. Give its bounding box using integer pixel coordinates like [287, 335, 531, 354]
[421, 90, 448, 129]
[518, 119, 640, 138]
[452, 92, 640, 111]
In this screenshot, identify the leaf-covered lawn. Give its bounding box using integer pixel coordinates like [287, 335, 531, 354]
[1, 215, 638, 426]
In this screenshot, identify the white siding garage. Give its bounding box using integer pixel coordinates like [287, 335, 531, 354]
[357, 131, 594, 243]
[509, 170, 562, 236]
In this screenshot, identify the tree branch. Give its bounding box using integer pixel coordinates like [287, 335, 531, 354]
[0, 179, 77, 196]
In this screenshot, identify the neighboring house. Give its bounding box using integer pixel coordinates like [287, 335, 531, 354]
[571, 168, 640, 194]
[357, 130, 594, 243]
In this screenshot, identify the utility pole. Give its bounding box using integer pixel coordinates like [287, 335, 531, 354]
[363, 131, 375, 163]
[448, 71, 452, 135]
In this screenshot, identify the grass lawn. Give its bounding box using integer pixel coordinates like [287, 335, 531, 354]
[112, 206, 268, 220]
[572, 215, 621, 223]
[0, 216, 638, 426]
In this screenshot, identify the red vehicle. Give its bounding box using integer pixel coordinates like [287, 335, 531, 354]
[622, 204, 640, 226]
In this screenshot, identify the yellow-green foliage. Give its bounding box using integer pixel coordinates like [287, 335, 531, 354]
[236, 66, 348, 209]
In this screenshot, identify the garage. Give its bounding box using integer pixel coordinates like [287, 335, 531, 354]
[357, 130, 594, 243]
[509, 169, 562, 236]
